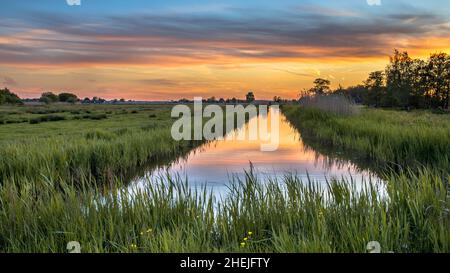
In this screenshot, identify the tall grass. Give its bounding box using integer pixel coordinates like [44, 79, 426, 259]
[298, 94, 359, 116]
[283, 106, 450, 173]
[0, 104, 261, 185]
[0, 128, 203, 185]
[0, 169, 447, 253]
[1, 104, 448, 253]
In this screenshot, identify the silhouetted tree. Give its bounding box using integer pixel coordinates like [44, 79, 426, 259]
[385, 50, 421, 108]
[364, 71, 385, 107]
[333, 85, 367, 104]
[58, 92, 78, 103]
[39, 92, 59, 104]
[0, 88, 22, 104]
[246, 91, 255, 103]
[310, 78, 331, 95]
[427, 52, 450, 109]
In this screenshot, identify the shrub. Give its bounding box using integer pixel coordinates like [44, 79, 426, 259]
[29, 115, 66, 124]
[87, 114, 108, 120]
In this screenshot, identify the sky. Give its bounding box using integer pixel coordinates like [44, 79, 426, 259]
[1, 0, 449, 100]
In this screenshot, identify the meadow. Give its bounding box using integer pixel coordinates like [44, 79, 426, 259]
[0, 103, 448, 253]
[0, 104, 202, 184]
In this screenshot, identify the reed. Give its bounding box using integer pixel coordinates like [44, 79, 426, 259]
[282, 105, 450, 173]
[0, 169, 447, 253]
[298, 94, 359, 116]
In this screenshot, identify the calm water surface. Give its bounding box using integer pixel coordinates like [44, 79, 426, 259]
[129, 112, 381, 197]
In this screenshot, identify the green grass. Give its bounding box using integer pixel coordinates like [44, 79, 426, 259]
[0, 169, 447, 253]
[0, 103, 448, 253]
[282, 106, 450, 173]
[0, 104, 202, 184]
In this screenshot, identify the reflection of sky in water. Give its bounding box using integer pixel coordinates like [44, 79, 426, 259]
[130, 112, 382, 198]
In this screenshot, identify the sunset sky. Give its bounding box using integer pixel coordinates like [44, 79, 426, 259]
[1, 0, 449, 100]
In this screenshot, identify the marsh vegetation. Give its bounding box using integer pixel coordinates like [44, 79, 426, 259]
[0, 103, 448, 253]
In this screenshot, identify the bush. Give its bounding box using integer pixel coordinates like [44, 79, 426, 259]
[27, 109, 60, 115]
[82, 113, 108, 120]
[29, 115, 66, 124]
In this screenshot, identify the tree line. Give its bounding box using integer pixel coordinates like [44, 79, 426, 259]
[0, 88, 22, 105]
[303, 50, 450, 110]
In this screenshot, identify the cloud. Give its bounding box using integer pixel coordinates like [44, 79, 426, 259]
[0, 5, 448, 66]
[2, 76, 18, 86]
[139, 78, 180, 86]
[272, 68, 315, 78]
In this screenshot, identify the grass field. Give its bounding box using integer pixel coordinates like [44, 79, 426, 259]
[0, 103, 448, 253]
[282, 105, 450, 174]
[0, 104, 203, 184]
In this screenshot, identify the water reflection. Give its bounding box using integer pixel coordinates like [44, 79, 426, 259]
[130, 112, 382, 197]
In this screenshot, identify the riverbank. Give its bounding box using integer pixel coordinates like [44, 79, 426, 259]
[0, 104, 448, 253]
[282, 106, 450, 174]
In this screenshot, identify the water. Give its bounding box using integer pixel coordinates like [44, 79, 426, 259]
[129, 111, 381, 197]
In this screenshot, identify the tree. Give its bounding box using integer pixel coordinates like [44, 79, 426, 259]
[39, 92, 59, 104]
[409, 59, 429, 108]
[427, 52, 450, 109]
[207, 96, 216, 103]
[58, 92, 78, 103]
[246, 91, 255, 103]
[0, 88, 22, 104]
[385, 50, 415, 108]
[332, 85, 367, 104]
[364, 71, 385, 107]
[310, 78, 331, 95]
